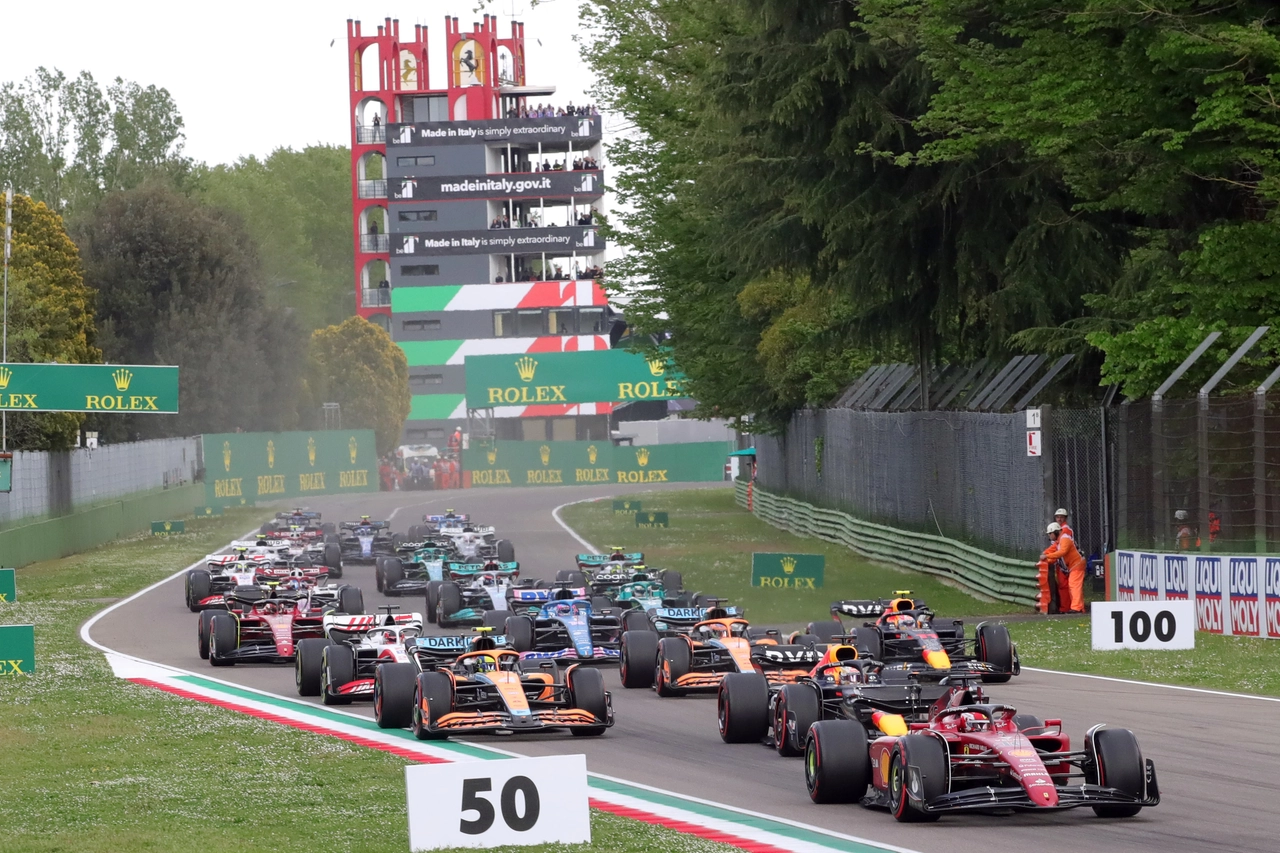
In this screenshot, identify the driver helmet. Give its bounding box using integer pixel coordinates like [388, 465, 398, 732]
[836, 666, 863, 686]
[360, 515, 370, 521]
[371, 628, 395, 645]
[1175, 509, 1189, 522]
[960, 712, 989, 732]
[889, 613, 916, 628]
[283, 577, 304, 591]
[261, 601, 280, 615]
[471, 654, 497, 673]
[553, 602, 574, 617]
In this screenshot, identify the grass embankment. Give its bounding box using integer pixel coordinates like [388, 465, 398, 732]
[0, 508, 736, 853]
[563, 488, 1280, 697]
[562, 487, 1022, 624]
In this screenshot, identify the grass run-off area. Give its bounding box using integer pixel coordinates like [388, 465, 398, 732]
[0, 509, 736, 853]
[562, 487, 1280, 698]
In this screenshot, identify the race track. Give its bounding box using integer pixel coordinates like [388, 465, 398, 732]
[89, 484, 1280, 853]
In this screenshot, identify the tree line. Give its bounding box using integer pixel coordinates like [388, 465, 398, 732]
[581, 0, 1280, 431]
[1, 68, 408, 452]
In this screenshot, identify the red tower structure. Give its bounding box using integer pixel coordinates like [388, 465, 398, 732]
[347, 16, 526, 327]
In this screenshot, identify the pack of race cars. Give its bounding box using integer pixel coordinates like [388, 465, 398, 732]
[179, 514, 1159, 824]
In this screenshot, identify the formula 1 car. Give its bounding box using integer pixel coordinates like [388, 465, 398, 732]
[502, 592, 623, 663]
[717, 639, 1008, 756]
[205, 590, 337, 666]
[199, 580, 364, 660]
[404, 647, 613, 739]
[430, 567, 524, 628]
[371, 629, 515, 728]
[619, 602, 820, 695]
[338, 517, 400, 563]
[413, 510, 469, 536]
[803, 703, 1160, 820]
[824, 593, 1018, 683]
[294, 608, 423, 705]
[185, 542, 339, 611]
[575, 546, 644, 571]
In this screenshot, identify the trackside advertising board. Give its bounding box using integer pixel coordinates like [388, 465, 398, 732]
[751, 553, 825, 590]
[463, 441, 726, 487]
[1114, 549, 1280, 638]
[0, 568, 14, 602]
[0, 624, 35, 673]
[0, 364, 178, 413]
[464, 350, 688, 407]
[202, 431, 379, 507]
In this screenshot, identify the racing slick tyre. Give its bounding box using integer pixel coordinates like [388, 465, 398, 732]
[186, 570, 212, 612]
[413, 671, 454, 740]
[197, 609, 219, 660]
[718, 672, 769, 743]
[482, 610, 508, 630]
[620, 630, 659, 689]
[338, 585, 364, 615]
[390, 534, 404, 551]
[438, 582, 463, 626]
[321, 644, 356, 706]
[208, 614, 238, 667]
[375, 663, 418, 729]
[890, 734, 946, 822]
[295, 638, 329, 696]
[375, 557, 388, 592]
[321, 522, 336, 535]
[555, 570, 589, 587]
[382, 558, 405, 596]
[590, 595, 613, 614]
[496, 539, 516, 563]
[324, 532, 338, 544]
[806, 620, 843, 644]
[425, 581, 442, 624]
[660, 570, 683, 592]
[655, 637, 691, 697]
[678, 592, 708, 608]
[976, 623, 1014, 683]
[567, 666, 609, 737]
[805, 720, 870, 804]
[258, 522, 277, 535]
[504, 615, 534, 652]
[791, 633, 820, 648]
[323, 544, 342, 578]
[1088, 728, 1146, 818]
[622, 610, 653, 634]
[856, 628, 882, 663]
[775, 683, 822, 756]
[406, 525, 421, 541]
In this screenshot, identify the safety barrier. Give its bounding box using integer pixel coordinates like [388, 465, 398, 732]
[0, 483, 204, 567]
[735, 480, 1037, 606]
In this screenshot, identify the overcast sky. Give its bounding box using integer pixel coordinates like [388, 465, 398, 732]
[0, 1, 599, 166]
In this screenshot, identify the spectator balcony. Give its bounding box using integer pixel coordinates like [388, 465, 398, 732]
[356, 126, 386, 145]
[360, 234, 390, 253]
[362, 287, 391, 308]
[357, 179, 387, 199]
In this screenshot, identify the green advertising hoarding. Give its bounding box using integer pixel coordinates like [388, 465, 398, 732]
[0, 625, 35, 673]
[464, 440, 727, 487]
[464, 350, 688, 407]
[150, 521, 186, 536]
[202, 430, 379, 507]
[0, 364, 178, 412]
[635, 511, 669, 528]
[613, 499, 641, 515]
[0, 568, 14, 602]
[750, 553, 825, 589]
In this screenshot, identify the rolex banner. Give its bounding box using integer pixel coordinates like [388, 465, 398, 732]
[751, 553, 825, 590]
[0, 364, 178, 413]
[464, 350, 689, 407]
[464, 441, 727, 487]
[202, 431, 379, 507]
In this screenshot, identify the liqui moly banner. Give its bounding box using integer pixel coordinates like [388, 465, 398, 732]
[1114, 550, 1280, 638]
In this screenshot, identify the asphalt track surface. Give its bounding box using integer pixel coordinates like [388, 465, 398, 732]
[91, 484, 1280, 853]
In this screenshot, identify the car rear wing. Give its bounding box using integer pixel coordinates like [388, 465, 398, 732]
[410, 633, 508, 660]
[275, 510, 321, 521]
[424, 513, 470, 525]
[649, 605, 743, 628]
[324, 612, 422, 636]
[577, 553, 643, 567]
[750, 643, 824, 668]
[509, 587, 589, 604]
[206, 553, 271, 567]
[446, 560, 518, 576]
[340, 520, 390, 530]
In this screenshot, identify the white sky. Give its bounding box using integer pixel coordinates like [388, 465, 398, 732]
[0, 1, 599, 165]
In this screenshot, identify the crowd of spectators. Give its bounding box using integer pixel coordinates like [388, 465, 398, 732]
[489, 207, 597, 230]
[509, 102, 601, 119]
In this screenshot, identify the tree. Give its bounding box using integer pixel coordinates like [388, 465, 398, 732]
[309, 317, 410, 454]
[3, 194, 101, 449]
[0, 68, 189, 218]
[195, 146, 354, 331]
[76, 184, 306, 440]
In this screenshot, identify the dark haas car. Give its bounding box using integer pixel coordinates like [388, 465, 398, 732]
[822, 593, 1018, 683]
[403, 646, 613, 740]
[295, 608, 424, 705]
[338, 517, 400, 563]
[372, 629, 513, 728]
[204, 586, 350, 666]
[502, 591, 623, 664]
[575, 546, 644, 571]
[619, 602, 821, 695]
[803, 700, 1160, 821]
[718, 639, 1011, 756]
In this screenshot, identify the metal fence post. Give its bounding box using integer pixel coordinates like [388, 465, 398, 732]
[1116, 401, 1129, 548]
[1197, 395, 1211, 553]
[1256, 388, 1267, 553]
[1040, 404, 1055, 534]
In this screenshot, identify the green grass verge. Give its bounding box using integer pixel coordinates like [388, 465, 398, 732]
[0, 509, 737, 853]
[560, 487, 1021, 624]
[563, 488, 1280, 697]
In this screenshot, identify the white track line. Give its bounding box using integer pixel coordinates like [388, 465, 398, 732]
[1023, 666, 1280, 703]
[551, 497, 604, 554]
